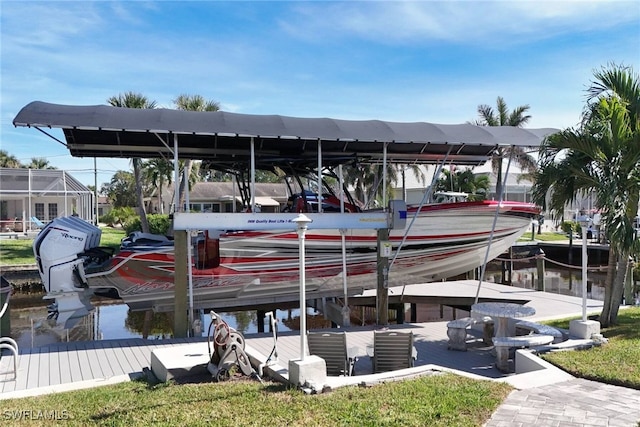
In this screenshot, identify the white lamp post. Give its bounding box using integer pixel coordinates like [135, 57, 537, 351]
[577, 215, 591, 322]
[570, 214, 600, 340]
[293, 213, 312, 361]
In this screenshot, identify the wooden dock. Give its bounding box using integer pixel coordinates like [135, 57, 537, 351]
[1, 281, 605, 399]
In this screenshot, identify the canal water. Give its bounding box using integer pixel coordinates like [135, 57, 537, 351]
[8, 266, 608, 350]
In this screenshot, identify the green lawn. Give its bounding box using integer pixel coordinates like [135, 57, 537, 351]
[0, 373, 511, 427]
[0, 238, 36, 265]
[518, 231, 573, 242]
[98, 227, 127, 250]
[0, 227, 125, 266]
[542, 306, 640, 389]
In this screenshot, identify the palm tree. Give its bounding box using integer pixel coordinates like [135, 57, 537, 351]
[532, 64, 640, 326]
[434, 169, 490, 201]
[25, 157, 56, 169]
[0, 150, 22, 168]
[176, 159, 202, 209]
[102, 170, 137, 208]
[475, 97, 536, 197]
[107, 92, 157, 233]
[172, 94, 220, 211]
[343, 163, 425, 208]
[342, 162, 379, 207]
[143, 158, 174, 214]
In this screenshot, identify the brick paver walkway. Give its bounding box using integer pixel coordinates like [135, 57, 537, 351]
[485, 378, 640, 427]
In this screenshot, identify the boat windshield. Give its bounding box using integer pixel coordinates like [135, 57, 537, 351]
[433, 192, 469, 203]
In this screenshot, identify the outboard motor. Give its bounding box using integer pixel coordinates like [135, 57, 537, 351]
[33, 216, 101, 329]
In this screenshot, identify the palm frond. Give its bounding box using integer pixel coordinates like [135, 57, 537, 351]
[496, 96, 508, 125]
[476, 104, 497, 126]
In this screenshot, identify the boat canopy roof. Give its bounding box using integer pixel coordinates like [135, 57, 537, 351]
[13, 101, 557, 167]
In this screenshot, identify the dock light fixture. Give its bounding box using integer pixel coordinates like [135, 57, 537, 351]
[293, 213, 312, 361]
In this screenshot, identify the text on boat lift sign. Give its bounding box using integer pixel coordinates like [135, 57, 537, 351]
[173, 200, 408, 231]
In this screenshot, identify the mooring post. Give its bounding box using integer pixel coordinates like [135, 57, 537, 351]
[466, 267, 477, 280]
[568, 231, 574, 266]
[508, 247, 515, 284]
[536, 253, 545, 291]
[396, 304, 405, 324]
[257, 310, 265, 333]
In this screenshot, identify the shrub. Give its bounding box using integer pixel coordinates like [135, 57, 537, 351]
[100, 207, 137, 228]
[124, 214, 171, 235]
[98, 212, 114, 226]
[148, 214, 171, 235]
[561, 220, 578, 235]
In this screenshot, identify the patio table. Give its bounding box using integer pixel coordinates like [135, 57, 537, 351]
[471, 302, 535, 338]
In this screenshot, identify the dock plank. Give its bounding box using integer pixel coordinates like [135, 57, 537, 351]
[92, 343, 115, 378]
[57, 345, 73, 385]
[25, 349, 40, 390]
[67, 343, 84, 384]
[76, 349, 95, 382]
[126, 340, 154, 370]
[8, 349, 30, 393]
[0, 352, 18, 391]
[84, 346, 106, 379]
[38, 345, 54, 388]
[110, 343, 136, 374]
[48, 350, 61, 386]
[0, 281, 606, 399]
[84, 342, 109, 379]
[97, 341, 127, 377]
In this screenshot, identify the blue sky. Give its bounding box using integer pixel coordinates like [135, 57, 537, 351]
[1, 1, 638, 187]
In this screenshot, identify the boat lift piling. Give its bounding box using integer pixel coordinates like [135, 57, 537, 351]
[377, 228, 390, 326]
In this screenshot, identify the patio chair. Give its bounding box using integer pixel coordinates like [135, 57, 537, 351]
[31, 216, 45, 229]
[372, 330, 417, 373]
[1, 278, 19, 380]
[307, 331, 358, 376]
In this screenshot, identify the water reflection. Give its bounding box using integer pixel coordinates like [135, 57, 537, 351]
[485, 267, 607, 301]
[8, 300, 314, 349]
[9, 267, 607, 349]
[124, 309, 174, 339]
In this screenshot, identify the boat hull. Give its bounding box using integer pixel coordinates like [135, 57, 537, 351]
[85, 200, 537, 312]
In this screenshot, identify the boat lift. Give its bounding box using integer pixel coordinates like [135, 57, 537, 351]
[13, 101, 557, 338]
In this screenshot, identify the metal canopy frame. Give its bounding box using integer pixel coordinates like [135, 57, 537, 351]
[13, 101, 557, 168]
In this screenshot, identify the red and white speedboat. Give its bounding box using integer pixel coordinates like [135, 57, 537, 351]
[34, 186, 539, 328]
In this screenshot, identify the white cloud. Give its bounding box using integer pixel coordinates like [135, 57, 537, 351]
[1, 2, 105, 49]
[281, 1, 639, 46]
